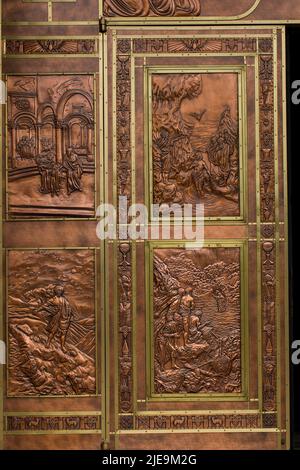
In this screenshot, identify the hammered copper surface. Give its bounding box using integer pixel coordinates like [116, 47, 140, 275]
[152, 73, 240, 217]
[7, 75, 95, 217]
[7, 249, 96, 397]
[153, 247, 241, 395]
[1, 0, 290, 452]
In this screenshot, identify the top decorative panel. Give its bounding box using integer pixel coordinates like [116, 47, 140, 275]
[104, 0, 258, 18]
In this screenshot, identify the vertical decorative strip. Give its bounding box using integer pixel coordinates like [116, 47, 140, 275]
[273, 28, 282, 445]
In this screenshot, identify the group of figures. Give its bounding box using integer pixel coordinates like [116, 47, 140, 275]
[104, 0, 201, 16]
[36, 139, 83, 197]
[153, 250, 242, 395]
[152, 74, 240, 216]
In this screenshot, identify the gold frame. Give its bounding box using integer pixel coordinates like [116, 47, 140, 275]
[110, 26, 290, 449]
[3, 36, 99, 58]
[144, 65, 248, 224]
[0, 10, 290, 449]
[0, 0, 4, 451]
[145, 239, 249, 402]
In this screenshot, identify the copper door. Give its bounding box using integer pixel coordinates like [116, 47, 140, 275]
[0, 0, 290, 451]
[105, 25, 290, 450]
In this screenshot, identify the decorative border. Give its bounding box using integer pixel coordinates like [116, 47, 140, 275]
[135, 413, 261, 431]
[257, 38, 277, 421]
[134, 37, 257, 54]
[145, 240, 249, 402]
[4, 38, 98, 56]
[114, 37, 134, 418]
[5, 413, 101, 434]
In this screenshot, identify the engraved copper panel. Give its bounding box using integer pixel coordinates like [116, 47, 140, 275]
[152, 247, 242, 395]
[7, 249, 96, 397]
[151, 72, 240, 217]
[7, 75, 95, 217]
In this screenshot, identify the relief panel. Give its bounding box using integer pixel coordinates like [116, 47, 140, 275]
[7, 249, 97, 397]
[149, 246, 244, 397]
[148, 70, 245, 220]
[104, 0, 259, 18]
[7, 75, 95, 218]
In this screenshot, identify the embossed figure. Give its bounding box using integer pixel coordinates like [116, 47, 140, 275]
[63, 148, 83, 195]
[192, 153, 211, 197]
[16, 136, 35, 160]
[188, 309, 206, 343]
[161, 310, 181, 369]
[179, 287, 194, 346]
[41, 285, 75, 353]
[49, 163, 61, 197]
[212, 283, 227, 313]
[156, 288, 184, 370]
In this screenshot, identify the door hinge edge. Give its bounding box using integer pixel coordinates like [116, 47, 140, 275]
[99, 17, 107, 34]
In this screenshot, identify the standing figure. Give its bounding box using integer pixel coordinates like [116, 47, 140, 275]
[63, 148, 83, 195]
[49, 163, 61, 197]
[192, 153, 211, 197]
[36, 138, 57, 195]
[212, 284, 227, 313]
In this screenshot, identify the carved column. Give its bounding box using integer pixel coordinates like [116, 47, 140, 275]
[88, 124, 93, 155]
[11, 124, 17, 168]
[56, 123, 63, 163]
[36, 123, 42, 156]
